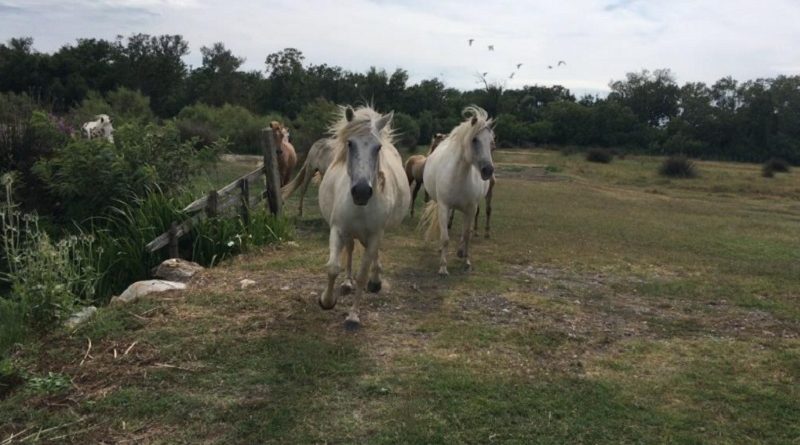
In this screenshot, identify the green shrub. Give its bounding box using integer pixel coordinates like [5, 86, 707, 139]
[1, 174, 99, 329]
[764, 157, 790, 173]
[659, 155, 697, 178]
[762, 165, 775, 178]
[392, 112, 420, 149]
[176, 103, 266, 154]
[292, 98, 338, 152]
[33, 121, 220, 222]
[586, 148, 613, 163]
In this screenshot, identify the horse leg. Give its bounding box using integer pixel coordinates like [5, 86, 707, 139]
[473, 205, 481, 237]
[411, 181, 422, 216]
[367, 250, 383, 293]
[340, 238, 355, 295]
[320, 229, 345, 310]
[458, 203, 477, 271]
[484, 184, 493, 239]
[438, 205, 451, 277]
[298, 169, 313, 217]
[346, 233, 381, 330]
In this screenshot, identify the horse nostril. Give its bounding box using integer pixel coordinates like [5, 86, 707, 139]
[350, 183, 373, 205]
[480, 165, 494, 179]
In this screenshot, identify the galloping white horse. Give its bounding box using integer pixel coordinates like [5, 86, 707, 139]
[82, 114, 114, 143]
[422, 106, 495, 276]
[318, 105, 410, 329]
[281, 137, 335, 216]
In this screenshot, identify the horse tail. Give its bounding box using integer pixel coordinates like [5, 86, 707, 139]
[281, 157, 309, 201]
[419, 200, 440, 241]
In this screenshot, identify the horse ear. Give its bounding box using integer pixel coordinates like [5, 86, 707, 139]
[375, 111, 394, 132]
[471, 116, 478, 126]
[345, 106, 355, 122]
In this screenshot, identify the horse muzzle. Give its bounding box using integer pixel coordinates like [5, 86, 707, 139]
[480, 164, 495, 181]
[351, 181, 373, 206]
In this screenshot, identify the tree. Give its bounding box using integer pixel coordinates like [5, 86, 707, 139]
[608, 69, 679, 127]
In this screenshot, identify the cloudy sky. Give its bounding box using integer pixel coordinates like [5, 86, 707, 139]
[1, 0, 799, 95]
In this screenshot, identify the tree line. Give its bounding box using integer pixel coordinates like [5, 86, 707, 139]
[1, 34, 799, 163]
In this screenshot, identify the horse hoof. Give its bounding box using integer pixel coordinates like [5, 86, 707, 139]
[465, 264, 473, 273]
[318, 294, 337, 310]
[344, 315, 361, 331]
[438, 267, 449, 277]
[340, 280, 354, 295]
[367, 280, 382, 293]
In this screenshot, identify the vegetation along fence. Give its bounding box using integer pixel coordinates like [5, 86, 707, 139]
[145, 127, 283, 258]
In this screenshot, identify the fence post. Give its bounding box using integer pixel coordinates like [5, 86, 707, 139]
[239, 178, 250, 225]
[206, 189, 218, 218]
[168, 221, 179, 259]
[261, 128, 282, 216]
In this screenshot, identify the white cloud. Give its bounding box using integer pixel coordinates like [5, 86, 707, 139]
[1, 0, 799, 96]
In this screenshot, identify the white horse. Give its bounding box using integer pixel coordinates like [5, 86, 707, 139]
[82, 114, 114, 143]
[422, 106, 495, 276]
[281, 137, 335, 216]
[318, 105, 410, 329]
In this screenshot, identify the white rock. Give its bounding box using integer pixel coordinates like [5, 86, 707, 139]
[152, 258, 204, 283]
[64, 306, 97, 329]
[286, 241, 300, 248]
[111, 280, 187, 305]
[240, 279, 256, 290]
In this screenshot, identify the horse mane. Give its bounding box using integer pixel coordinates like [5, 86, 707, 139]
[447, 105, 494, 152]
[329, 105, 395, 166]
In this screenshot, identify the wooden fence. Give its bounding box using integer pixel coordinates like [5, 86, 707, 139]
[145, 128, 283, 258]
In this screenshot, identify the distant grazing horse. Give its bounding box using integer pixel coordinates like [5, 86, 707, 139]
[281, 137, 335, 216]
[82, 114, 114, 143]
[405, 133, 446, 216]
[422, 106, 495, 276]
[269, 121, 298, 186]
[318, 105, 410, 329]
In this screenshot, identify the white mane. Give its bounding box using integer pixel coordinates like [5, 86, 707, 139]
[329, 105, 395, 166]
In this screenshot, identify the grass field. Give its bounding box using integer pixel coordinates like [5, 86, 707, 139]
[2, 149, 799, 443]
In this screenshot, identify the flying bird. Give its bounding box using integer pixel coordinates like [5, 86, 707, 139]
[468, 38, 474, 46]
[509, 72, 515, 79]
[488, 45, 494, 51]
[516, 63, 523, 69]
[558, 60, 566, 66]
[482, 72, 488, 77]
[547, 65, 553, 69]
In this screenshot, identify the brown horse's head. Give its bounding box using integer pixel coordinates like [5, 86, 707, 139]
[270, 121, 285, 156]
[429, 133, 447, 154]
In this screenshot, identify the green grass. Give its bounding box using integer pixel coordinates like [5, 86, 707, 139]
[1, 149, 799, 443]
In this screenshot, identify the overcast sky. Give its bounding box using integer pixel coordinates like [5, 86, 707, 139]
[1, 0, 799, 96]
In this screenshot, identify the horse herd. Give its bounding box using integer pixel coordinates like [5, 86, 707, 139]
[278, 105, 497, 329]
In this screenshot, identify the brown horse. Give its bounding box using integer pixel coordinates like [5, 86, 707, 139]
[405, 133, 446, 216]
[270, 121, 298, 186]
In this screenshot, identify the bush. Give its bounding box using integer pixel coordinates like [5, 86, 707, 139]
[762, 165, 775, 178]
[33, 121, 221, 222]
[391, 112, 420, 149]
[176, 103, 266, 154]
[292, 98, 338, 152]
[586, 148, 613, 163]
[659, 155, 697, 178]
[764, 157, 790, 173]
[1, 174, 99, 329]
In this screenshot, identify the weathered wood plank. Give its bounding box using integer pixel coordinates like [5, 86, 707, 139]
[262, 128, 282, 216]
[182, 166, 264, 214]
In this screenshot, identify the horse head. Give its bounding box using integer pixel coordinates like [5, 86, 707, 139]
[467, 113, 496, 180]
[343, 106, 393, 206]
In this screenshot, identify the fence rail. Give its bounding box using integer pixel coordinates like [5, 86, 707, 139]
[145, 128, 282, 258]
